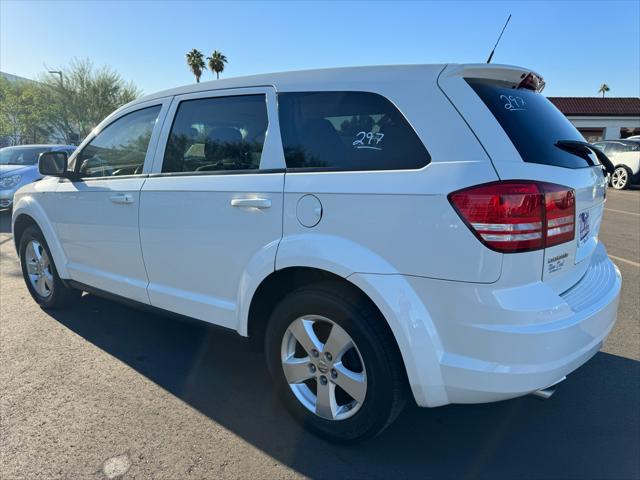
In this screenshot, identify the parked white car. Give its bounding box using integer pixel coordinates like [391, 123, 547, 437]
[0, 144, 76, 209]
[592, 139, 640, 189]
[12, 64, 621, 441]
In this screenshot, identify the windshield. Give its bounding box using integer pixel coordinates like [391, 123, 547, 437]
[467, 78, 593, 169]
[0, 146, 51, 166]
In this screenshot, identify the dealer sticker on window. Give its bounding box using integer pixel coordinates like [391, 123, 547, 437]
[578, 211, 591, 247]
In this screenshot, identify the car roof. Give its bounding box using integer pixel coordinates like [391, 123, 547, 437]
[105, 62, 536, 129]
[133, 64, 448, 105]
[0, 144, 75, 149]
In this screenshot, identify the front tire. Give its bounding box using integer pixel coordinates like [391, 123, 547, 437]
[265, 282, 407, 442]
[19, 225, 81, 309]
[610, 166, 631, 190]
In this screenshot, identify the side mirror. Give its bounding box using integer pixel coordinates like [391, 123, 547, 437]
[39, 151, 69, 177]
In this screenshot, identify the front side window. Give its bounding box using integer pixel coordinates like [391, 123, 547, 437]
[162, 95, 268, 173]
[278, 91, 430, 171]
[77, 106, 161, 178]
[592, 142, 608, 153]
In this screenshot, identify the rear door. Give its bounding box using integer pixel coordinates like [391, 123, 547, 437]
[139, 87, 284, 329]
[439, 64, 608, 292]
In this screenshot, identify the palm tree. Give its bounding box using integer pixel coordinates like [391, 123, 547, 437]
[598, 83, 610, 98]
[186, 49, 206, 83]
[207, 50, 228, 80]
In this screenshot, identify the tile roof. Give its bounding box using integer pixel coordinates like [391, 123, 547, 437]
[548, 97, 640, 117]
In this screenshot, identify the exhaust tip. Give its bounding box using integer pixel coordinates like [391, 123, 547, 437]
[530, 387, 555, 400]
[529, 376, 566, 400]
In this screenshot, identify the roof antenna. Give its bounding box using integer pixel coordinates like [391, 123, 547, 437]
[486, 14, 512, 64]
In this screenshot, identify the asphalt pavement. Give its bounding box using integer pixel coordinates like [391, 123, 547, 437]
[1, 188, 638, 480]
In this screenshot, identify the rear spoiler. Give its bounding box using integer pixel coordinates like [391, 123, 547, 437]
[440, 64, 545, 92]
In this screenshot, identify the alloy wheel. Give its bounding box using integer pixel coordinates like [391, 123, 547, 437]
[25, 240, 54, 298]
[280, 315, 367, 421]
[611, 168, 628, 189]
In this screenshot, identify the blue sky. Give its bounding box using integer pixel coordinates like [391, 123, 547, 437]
[1, 0, 639, 97]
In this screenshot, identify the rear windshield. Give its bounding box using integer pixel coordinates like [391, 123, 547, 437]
[467, 78, 592, 169]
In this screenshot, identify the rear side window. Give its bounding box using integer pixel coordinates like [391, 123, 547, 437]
[162, 95, 267, 173]
[620, 141, 640, 152]
[597, 141, 640, 157]
[467, 79, 591, 169]
[278, 91, 430, 171]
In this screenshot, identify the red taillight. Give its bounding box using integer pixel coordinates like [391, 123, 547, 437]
[448, 181, 575, 253]
[543, 184, 576, 247]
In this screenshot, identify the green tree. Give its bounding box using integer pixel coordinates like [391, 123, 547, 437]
[186, 49, 206, 83]
[0, 77, 53, 145]
[38, 58, 141, 143]
[207, 50, 228, 80]
[1, 59, 139, 146]
[598, 83, 610, 98]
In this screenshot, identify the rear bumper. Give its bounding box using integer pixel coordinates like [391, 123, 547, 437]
[438, 286, 619, 404]
[351, 243, 621, 407]
[420, 243, 620, 405]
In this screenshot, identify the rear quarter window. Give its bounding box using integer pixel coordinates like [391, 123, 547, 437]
[467, 79, 591, 169]
[278, 91, 430, 171]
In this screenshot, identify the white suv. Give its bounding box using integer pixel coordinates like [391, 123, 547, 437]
[12, 64, 621, 441]
[592, 139, 640, 189]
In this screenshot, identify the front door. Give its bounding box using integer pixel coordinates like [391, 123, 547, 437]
[54, 102, 167, 303]
[139, 88, 285, 329]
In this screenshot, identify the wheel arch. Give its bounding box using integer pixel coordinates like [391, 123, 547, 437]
[245, 266, 379, 343]
[237, 233, 399, 339]
[244, 265, 412, 385]
[12, 213, 38, 254]
[244, 265, 448, 407]
[12, 198, 69, 278]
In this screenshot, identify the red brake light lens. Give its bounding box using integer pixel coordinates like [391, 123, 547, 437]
[448, 181, 575, 253]
[517, 72, 546, 92]
[544, 184, 575, 247]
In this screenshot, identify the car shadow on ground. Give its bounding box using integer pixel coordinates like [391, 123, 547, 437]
[47, 293, 639, 480]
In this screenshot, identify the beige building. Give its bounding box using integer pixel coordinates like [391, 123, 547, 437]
[548, 97, 640, 142]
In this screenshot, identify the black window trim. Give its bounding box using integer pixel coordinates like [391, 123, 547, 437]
[277, 90, 432, 173]
[73, 104, 164, 181]
[147, 168, 285, 178]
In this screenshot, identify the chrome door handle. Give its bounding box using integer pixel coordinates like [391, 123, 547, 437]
[109, 193, 134, 204]
[230, 198, 272, 209]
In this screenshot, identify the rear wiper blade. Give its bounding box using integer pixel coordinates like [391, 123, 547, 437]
[555, 140, 615, 174]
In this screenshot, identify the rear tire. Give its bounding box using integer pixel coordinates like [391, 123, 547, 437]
[265, 282, 407, 442]
[19, 225, 81, 309]
[610, 166, 631, 190]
